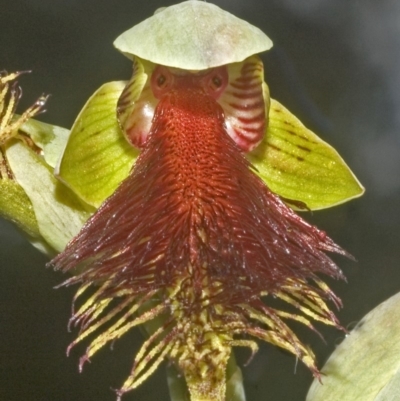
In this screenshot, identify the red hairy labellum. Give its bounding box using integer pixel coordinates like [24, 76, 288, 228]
[53, 80, 345, 304]
[50, 62, 348, 398]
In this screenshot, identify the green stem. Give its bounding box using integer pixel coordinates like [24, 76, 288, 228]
[166, 352, 246, 401]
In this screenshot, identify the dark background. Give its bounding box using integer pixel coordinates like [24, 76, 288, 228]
[1, 1, 399, 400]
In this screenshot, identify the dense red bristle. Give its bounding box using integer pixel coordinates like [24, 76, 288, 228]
[51, 81, 345, 309]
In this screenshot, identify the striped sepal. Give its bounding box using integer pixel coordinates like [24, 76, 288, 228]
[218, 55, 267, 152]
[248, 92, 365, 210]
[117, 58, 158, 148]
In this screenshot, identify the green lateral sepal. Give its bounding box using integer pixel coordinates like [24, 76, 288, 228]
[57, 81, 139, 208]
[249, 95, 364, 210]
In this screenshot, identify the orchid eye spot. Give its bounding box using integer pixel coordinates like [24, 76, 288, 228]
[157, 74, 167, 87]
[203, 67, 228, 99]
[151, 66, 172, 99]
[212, 75, 222, 88]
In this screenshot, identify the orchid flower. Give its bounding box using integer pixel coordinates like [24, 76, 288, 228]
[1, 2, 364, 401]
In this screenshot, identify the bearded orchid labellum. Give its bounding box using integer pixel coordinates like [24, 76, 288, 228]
[50, 2, 364, 401]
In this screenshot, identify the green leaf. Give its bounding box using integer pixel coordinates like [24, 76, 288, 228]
[6, 141, 90, 253]
[248, 97, 364, 210]
[307, 291, 400, 401]
[57, 81, 139, 207]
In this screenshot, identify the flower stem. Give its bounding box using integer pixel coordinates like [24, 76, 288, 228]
[166, 352, 246, 401]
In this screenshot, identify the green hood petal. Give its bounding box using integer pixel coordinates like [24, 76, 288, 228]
[114, 1, 272, 70]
